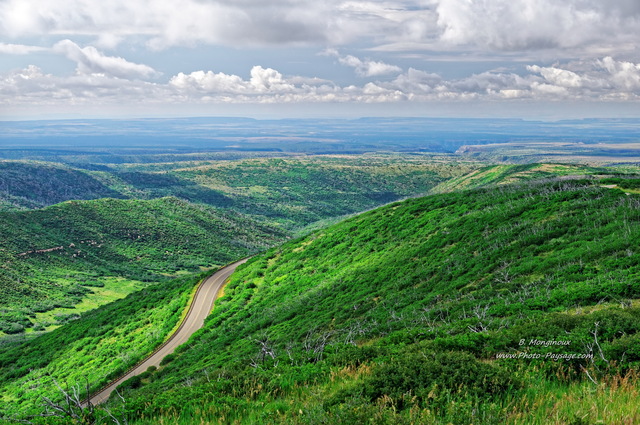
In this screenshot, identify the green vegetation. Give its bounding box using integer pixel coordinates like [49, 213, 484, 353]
[3, 155, 476, 229]
[0, 271, 203, 418]
[166, 155, 472, 228]
[599, 177, 640, 194]
[0, 154, 473, 336]
[29, 176, 634, 425]
[3, 157, 640, 424]
[0, 197, 285, 334]
[0, 161, 123, 210]
[2, 116, 640, 424]
[430, 163, 612, 193]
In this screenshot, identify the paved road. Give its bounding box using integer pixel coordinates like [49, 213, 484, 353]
[88, 258, 248, 405]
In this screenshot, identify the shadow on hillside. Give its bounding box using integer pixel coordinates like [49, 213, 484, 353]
[117, 172, 233, 207]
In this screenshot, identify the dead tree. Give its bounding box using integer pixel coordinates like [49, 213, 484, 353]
[2, 375, 128, 425]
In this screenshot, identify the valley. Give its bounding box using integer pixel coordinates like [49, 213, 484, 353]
[0, 154, 475, 337]
[0, 118, 639, 424]
[3, 0, 640, 420]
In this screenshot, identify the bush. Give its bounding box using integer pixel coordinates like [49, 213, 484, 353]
[32, 303, 55, 313]
[361, 350, 517, 409]
[607, 333, 640, 362]
[160, 354, 175, 366]
[117, 374, 142, 391]
[327, 344, 384, 367]
[0, 321, 25, 334]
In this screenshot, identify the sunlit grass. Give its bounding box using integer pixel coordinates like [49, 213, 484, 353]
[33, 277, 147, 332]
[506, 370, 640, 425]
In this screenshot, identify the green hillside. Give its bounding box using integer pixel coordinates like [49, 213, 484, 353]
[0, 271, 202, 417]
[115, 177, 638, 425]
[0, 197, 285, 335]
[165, 156, 473, 229]
[1, 156, 476, 230]
[0, 161, 123, 210]
[429, 163, 612, 194]
[0, 155, 472, 338]
[5, 177, 637, 424]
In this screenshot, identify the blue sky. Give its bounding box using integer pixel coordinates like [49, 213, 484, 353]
[1, 0, 639, 119]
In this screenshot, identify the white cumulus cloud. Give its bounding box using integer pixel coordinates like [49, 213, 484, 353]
[527, 66, 585, 88]
[170, 70, 248, 93]
[3, 57, 640, 111]
[0, 65, 166, 107]
[599, 57, 640, 91]
[339, 55, 402, 77]
[249, 66, 295, 92]
[526, 57, 640, 99]
[170, 66, 297, 95]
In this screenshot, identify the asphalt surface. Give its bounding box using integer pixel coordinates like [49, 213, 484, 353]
[88, 258, 248, 405]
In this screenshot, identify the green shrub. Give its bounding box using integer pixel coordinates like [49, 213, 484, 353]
[117, 374, 142, 391]
[160, 354, 175, 366]
[360, 350, 516, 408]
[607, 333, 640, 362]
[0, 322, 25, 334]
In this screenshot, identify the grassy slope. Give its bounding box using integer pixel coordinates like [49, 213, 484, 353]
[0, 197, 286, 334]
[0, 272, 203, 417]
[0, 155, 472, 335]
[429, 163, 612, 194]
[108, 177, 640, 425]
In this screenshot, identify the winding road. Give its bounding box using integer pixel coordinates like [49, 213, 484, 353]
[87, 258, 248, 405]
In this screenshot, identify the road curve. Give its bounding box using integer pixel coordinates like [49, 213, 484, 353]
[88, 258, 248, 405]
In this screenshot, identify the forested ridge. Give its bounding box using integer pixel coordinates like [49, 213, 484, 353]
[0, 197, 285, 335]
[3, 176, 639, 424]
[0, 155, 473, 336]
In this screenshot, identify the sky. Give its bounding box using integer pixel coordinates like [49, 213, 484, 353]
[1, 0, 640, 120]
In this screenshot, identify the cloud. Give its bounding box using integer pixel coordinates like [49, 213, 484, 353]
[324, 49, 402, 77]
[0, 0, 343, 48]
[249, 66, 295, 92]
[3, 57, 640, 111]
[435, 0, 640, 54]
[527, 66, 585, 88]
[338, 55, 402, 77]
[525, 57, 640, 100]
[169, 66, 297, 94]
[0, 65, 166, 107]
[0, 42, 46, 54]
[170, 70, 248, 93]
[598, 57, 640, 91]
[1, 0, 637, 59]
[389, 68, 442, 94]
[52, 39, 157, 79]
[2, 1, 637, 119]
